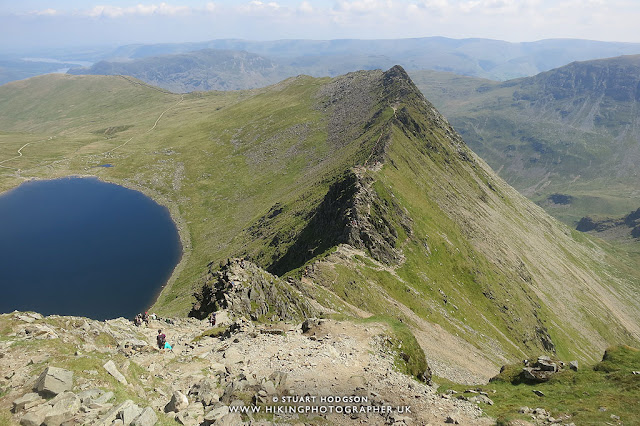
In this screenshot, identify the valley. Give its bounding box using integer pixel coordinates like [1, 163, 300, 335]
[412, 55, 640, 226]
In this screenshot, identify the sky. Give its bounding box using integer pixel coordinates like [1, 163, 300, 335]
[2, 0, 640, 51]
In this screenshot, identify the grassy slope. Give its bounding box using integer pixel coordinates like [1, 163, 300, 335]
[437, 345, 640, 425]
[1, 71, 640, 372]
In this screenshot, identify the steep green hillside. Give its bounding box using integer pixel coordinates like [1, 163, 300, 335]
[413, 56, 640, 225]
[1, 68, 639, 382]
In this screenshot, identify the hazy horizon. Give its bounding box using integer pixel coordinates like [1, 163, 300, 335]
[2, 0, 640, 51]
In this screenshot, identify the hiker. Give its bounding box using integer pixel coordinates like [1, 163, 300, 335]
[134, 314, 142, 327]
[209, 312, 216, 326]
[157, 329, 166, 349]
[143, 311, 149, 325]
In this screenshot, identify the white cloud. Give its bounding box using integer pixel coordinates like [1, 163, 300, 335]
[84, 3, 191, 18]
[333, 0, 394, 14]
[29, 8, 59, 16]
[240, 1, 283, 13]
[298, 1, 314, 14]
[205, 2, 217, 13]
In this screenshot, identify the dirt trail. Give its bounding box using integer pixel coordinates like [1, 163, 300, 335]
[0, 140, 46, 170]
[310, 245, 501, 384]
[1, 311, 493, 425]
[106, 94, 184, 155]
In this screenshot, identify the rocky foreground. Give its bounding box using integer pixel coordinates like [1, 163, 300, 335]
[0, 310, 491, 425]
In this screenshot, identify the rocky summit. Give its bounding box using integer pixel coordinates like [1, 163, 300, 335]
[0, 309, 489, 425]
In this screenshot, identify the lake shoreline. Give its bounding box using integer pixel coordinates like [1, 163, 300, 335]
[0, 174, 191, 318]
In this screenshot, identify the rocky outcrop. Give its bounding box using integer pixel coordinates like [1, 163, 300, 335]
[190, 258, 317, 321]
[519, 356, 578, 383]
[261, 169, 412, 275]
[576, 207, 640, 240]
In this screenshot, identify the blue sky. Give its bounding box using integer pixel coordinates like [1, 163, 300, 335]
[2, 1, 640, 50]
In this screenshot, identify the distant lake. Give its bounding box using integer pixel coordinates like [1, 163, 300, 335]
[0, 177, 182, 320]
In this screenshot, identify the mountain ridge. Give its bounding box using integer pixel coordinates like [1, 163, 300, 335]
[1, 67, 639, 388]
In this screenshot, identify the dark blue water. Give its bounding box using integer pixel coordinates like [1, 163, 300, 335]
[0, 177, 182, 320]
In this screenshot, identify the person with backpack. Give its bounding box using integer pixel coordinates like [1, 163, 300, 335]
[157, 329, 166, 349]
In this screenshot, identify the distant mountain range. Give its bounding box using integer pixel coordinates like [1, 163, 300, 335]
[414, 55, 640, 224]
[70, 49, 288, 92]
[100, 37, 640, 81]
[4, 36, 640, 87]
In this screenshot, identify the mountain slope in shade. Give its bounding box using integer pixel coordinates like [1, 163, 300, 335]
[0, 68, 639, 384]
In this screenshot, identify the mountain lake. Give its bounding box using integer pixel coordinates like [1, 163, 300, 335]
[0, 177, 182, 320]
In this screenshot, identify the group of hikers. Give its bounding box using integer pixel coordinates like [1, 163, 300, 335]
[130, 312, 173, 350]
[133, 311, 157, 327]
[134, 311, 219, 351]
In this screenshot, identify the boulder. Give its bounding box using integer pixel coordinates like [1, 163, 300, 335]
[471, 394, 494, 405]
[189, 378, 221, 406]
[204, 405, 229, 422]
[94, 391, 115, 404]
[522, 366, 555, 382]
[131, 407, 158, 426]
[12, 393, 44, 413]
[262, 380, 277, 396]
[24, 324, 58, 339]
[536, 357, 557, 372]
[118, 402, 144, 425]
[35, 366, 73, 396]
[16, 314, 36, 323]
[103, 360, 128, 385]
[20, 406, 49, 426]
[569, 361, 578, 371]
[77, 389, 103, 404]
[94, 400, 136, 426]
[43, 392, 81, 426]
[269, 371, 288, 391]
[165, 390, 189, 413]
[175, 411, 199, 426]
[216, 412, 242, 425]
[445, 414, 461, 424]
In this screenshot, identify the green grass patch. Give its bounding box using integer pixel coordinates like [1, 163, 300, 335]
[193, 326, 228, 342]
[436, 345, 640, 425]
